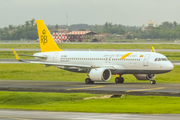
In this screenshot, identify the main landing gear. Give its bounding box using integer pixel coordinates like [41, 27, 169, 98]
[85, 78, 94, 84]
[115, 77, 124, 83]
[150, 80, 156, 84]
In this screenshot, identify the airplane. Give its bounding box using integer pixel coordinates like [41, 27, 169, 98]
[12, 20, 174, 84]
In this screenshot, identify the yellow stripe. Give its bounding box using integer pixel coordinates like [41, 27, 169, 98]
[120, 53, 132, 59]
[67, 86, 104, 90]
[12, 48, 20, 60]
[125, 87, 165, 92]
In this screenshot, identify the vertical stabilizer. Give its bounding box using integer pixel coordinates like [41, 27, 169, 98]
[36, 20, 63, 52]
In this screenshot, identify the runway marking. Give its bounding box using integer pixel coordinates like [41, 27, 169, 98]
[125, 87, 165, 92]
[67, 86, 104, 90]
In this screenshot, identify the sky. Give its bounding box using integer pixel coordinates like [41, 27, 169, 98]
[0, 0, 180, 28]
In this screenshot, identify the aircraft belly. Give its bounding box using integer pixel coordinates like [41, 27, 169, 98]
[111, 69, 172, 74]
[64, 69, 86, 73]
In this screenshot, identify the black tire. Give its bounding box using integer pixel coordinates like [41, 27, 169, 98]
[119, 77, 124, 83]
[85, 78, 91, 84]
[115, 77, 120, 83]
[91, 81, 94, 84]
[150, 80, 156, 84]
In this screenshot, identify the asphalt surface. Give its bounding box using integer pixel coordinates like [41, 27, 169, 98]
[1, 48, 180, 52]
[0, 109, 180, 120]
[0, 80, 180, 96]
[0, 80, 180, 120]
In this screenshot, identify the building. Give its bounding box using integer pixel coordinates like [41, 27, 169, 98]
[67, 31, 97, 42]
[52, 29, 97, 42]
[142, 20, 158, 31]
[52, 28, 69, 43]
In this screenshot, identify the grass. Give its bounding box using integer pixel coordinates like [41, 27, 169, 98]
[105, 39, 178, 43]
[0, 51, 38, 59]
[0, 64, 179, 83]
[0, 91, 180, 113]
[1, 43, 180, 49]
[159, 52, 180, 60]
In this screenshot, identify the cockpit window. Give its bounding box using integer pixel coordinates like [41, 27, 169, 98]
[162, 58, 168, 61]
[154, 58, 168, 61]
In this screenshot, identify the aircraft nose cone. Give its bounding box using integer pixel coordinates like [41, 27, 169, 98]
[167, 62, 174, 70]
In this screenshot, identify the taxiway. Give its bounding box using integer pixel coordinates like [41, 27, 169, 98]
[0, 80, 180, 96]
[0, 109, 180, 120]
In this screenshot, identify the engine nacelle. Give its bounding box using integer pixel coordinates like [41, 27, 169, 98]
[89, 68, 111, 81]
[134, 74, 155, 80]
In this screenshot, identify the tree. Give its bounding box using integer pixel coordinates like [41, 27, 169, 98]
[30, 19, 35, 26]
[25, 21, 30, 27]
[173, 21, 177, 27]
[8, 25, 14, 31]
[55, 24, 59, 30]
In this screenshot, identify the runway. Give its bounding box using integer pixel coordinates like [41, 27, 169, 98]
[1, 48, 180, 52]
[1, 80, 180, 119]
[0, 80, 180, 96]
[0, 109, 180, 120]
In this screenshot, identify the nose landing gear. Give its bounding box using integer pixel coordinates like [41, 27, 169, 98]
[115, 77, 124, 83]
[150, 80, 156, 84]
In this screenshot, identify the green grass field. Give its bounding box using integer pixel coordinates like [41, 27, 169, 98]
[0, 51, 38, 59]
[1, 43, 180, 49]
[0, 64, 179, 83]
[0, 91, 180, 114]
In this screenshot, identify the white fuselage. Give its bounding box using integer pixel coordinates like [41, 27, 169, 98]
[34, 51, 174, 75]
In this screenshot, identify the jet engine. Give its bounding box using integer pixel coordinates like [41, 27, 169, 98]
[89, 68, 111, 81]
[134, 74, 155, 80]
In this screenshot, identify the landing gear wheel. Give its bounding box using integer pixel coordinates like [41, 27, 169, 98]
[90, 81, 94, 84]
[115, 77, 124, 84]
[115, 77, 120, 83]
[85, 78, 94, 84]
[119, 77, 124, 83]
[150, 80, 156, 84]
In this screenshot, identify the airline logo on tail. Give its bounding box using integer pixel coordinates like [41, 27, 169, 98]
[41, 29, 47, 45]
[36, 20, 63, 52]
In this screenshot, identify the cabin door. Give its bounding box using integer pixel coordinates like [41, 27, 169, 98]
[143, 54, 150, 66]
[53, 53, 59, 63]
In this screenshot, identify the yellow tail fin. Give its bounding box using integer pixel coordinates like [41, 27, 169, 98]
[36, 20, 63, 52]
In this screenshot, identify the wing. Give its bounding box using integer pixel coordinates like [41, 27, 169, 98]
[12, 48, 123, 70]
[12, 48, 92, 69]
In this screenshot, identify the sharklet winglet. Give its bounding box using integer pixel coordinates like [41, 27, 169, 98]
[12, 48, 23, 62]
[152, 46, 156, 52]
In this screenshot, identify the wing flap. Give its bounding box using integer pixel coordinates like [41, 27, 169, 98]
[29, 61, 92, 68]
[18, 54, 47, 59]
